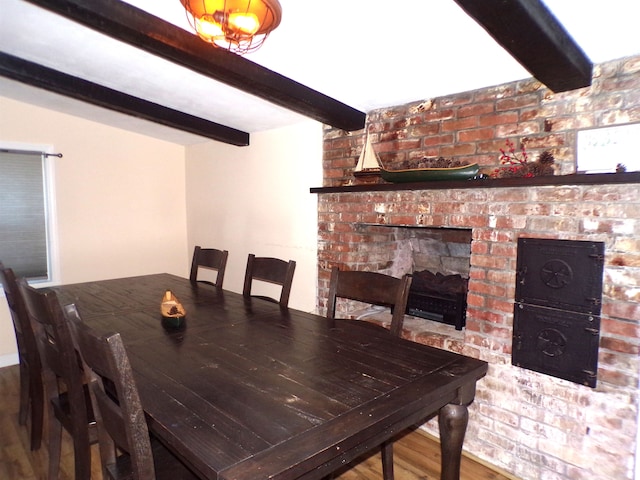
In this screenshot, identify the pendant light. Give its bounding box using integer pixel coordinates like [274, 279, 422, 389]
[180, 0, 282, 54]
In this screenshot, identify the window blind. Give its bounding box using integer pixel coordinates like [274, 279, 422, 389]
[0, 150, 48, 280]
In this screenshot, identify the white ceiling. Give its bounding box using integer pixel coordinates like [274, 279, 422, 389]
[1, 0, 639, 145]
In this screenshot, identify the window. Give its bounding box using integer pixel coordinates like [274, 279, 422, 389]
[0, 149, 52, 282]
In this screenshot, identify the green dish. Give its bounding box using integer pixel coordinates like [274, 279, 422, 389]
[162, 314, 186, 329]
[380, 163, 479, 183]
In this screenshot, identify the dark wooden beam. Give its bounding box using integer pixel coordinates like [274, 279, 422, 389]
[453, 0, 593, 92]
[0, 52, 250, 146]
[23, 0, 366, 131]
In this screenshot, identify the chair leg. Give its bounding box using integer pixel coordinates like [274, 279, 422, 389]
[18, 362, 29, 426]
[381, 441, 394, 480]
[47, 411, 62, 480]
[72, 431, 92, 480]
[29, 377, 44, 451]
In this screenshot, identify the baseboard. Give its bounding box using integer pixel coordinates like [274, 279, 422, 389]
[416, 429, 520, 480]
[0, 353, 19, 368]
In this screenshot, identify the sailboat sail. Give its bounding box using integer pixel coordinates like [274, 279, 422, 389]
[354, 134, 382, 175]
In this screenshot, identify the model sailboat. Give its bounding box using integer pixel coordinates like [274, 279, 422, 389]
[354, 133, 382, 177]
[353, 131, 480, 183]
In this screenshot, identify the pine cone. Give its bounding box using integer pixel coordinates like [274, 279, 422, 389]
[397, 156, 465, 169]
[538, 151, 555, 166]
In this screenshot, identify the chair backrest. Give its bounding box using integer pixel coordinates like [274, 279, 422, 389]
[17, 278, 91, 445]
[189, 246, 229, 288]
[0, 263, 41, 376]
[65, 305, 155, 480]
[242, 254, 296, 307]
[326, 267, 413, 337]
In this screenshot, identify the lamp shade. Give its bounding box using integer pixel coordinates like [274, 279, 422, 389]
[180, 0, 282, 54]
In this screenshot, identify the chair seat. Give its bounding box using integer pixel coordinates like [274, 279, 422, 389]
[251, 294, 280, 304]
[349, 318, 394, 332]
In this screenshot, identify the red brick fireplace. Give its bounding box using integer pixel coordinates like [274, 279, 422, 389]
[313, 55, 640, 479]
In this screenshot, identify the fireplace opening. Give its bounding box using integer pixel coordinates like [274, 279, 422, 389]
[356, 224, 471, 330]
[406, 271, 468, 330]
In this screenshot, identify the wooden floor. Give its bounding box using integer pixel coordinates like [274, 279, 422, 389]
[0, 364, 515, 479]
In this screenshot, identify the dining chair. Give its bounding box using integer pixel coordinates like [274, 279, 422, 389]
[326, 266, 413, 480]
[0, 263, 44, 451]
[189, 245, 229, 288]
[17, 278, 97, 480]
[65, 304, 199, 480]
[242, 254, 296, 307]
[326, 266, 412, 337]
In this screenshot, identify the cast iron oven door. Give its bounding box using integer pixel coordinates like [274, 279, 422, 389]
[512, 238, 604, 388]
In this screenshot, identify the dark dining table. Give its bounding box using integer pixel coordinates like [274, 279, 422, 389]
[51, 273, 488, 480]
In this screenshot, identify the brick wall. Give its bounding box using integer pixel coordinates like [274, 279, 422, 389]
[316, 55, 640, 479]
[323, 56, 640, 185]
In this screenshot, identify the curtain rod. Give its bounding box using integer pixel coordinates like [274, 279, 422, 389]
[1, 148, 63, 158]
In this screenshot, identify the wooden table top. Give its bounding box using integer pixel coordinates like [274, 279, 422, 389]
[51, 273, 488, 480]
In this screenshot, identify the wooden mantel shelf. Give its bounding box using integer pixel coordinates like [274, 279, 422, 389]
[310, 171, 640, 194]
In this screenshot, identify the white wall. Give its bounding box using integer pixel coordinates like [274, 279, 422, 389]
[0, 98, 325, 364]
[0, 96, 189, 364]
[185, 121, 322, 312]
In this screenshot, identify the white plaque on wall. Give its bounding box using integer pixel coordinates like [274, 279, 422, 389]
[577, 123, 640, 173]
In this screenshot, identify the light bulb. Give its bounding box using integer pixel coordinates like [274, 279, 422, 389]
[227, 12, 260, 35]
[194, 15, 225, 41]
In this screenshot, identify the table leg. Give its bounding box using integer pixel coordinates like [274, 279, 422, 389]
[438, 403, 469, 480]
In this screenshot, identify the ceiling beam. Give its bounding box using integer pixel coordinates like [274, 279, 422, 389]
[23, 0, 366, 132]
[453, 0, 593, 92]
[0, 52, 250, 146]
